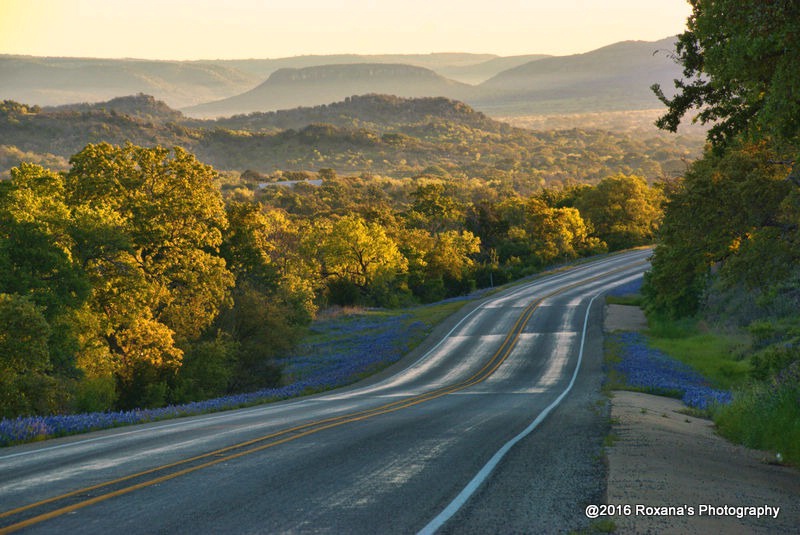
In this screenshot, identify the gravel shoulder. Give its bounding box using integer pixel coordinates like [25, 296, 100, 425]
[604, 305, 800, 535]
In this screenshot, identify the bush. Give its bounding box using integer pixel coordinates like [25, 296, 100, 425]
[327, 278, 361, 306]
[171, 337, 237, 404]
[715, 374, 800, 465]
[74, 376, 117, 413]
[750, 344, 800, 381]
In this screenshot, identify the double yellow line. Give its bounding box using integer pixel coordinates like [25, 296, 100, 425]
[0, 297, 539, 533]
[0, 261, 643, 533]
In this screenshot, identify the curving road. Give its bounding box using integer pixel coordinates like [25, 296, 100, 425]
[0, 250, 649, 534]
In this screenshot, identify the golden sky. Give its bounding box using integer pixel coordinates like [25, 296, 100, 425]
[0, 0, 691, 59]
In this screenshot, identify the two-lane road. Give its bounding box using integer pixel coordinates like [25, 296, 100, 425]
[0, 250, 650, 534]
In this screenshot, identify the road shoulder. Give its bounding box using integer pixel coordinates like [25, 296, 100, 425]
[603, 305, 800, 534]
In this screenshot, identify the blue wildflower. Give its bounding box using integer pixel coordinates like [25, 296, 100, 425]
[609, 332, 732, 411]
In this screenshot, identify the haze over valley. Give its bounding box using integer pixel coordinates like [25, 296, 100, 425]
[2, 37, 681, 119]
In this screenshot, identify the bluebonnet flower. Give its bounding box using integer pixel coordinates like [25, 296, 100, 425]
[0, 313, 429, 447]
[608, 332, 732, 410]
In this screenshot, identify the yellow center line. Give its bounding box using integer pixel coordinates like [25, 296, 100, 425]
[0, 260, 646, 533]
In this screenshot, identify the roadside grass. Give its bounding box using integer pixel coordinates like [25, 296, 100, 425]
[715, 379, 800, 466]
[620, 304, 800, 466]
[279, 298, 471, 388]
[645, 325, 751, 390]
[570, 519, 617, 535]
[605, 293, 643, 306]
[602, 335, 630, 394]
[602, 286, 734, 412]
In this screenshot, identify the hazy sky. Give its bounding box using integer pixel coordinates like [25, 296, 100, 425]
[0, 0, 691, 60]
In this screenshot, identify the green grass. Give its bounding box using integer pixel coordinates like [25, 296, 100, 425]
[401, 299, 474, 349]
[305, 299, 467, 342]
[715, 380, 800, 466]
[646, 333, 751, 390]
[644, 317, 752, 390]
[605, 294, 643, 306]
[407, 299, 470, 329]
[642, 314, 800, 465]
[602, 335, 627, 393]
[570, 519, 617, 535]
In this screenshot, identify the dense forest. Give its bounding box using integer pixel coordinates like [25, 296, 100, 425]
[644, 0, 800, 460]
[0, 135, 663, 417]
[0, 94, 700, 187]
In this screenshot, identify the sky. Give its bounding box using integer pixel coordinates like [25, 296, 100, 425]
[0, 0, 691, 60]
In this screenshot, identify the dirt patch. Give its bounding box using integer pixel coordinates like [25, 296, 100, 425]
[604, 304, 648, 332]
[606, 391, 800, 534]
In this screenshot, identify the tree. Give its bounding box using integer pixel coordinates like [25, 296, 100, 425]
[575, 174, 662, 250]
[0, 294, 54, 417]
[0, 164, 90, 316]
[407, 182, 465, 234]
[524, 199, 602, 265]
[315, 215, 407, 303]
[222, 202, 318, 322]
[644, 142, 794, 318]
[0, 163, 92, 407]
[652, 1, 800, 149]
[65, 143, 234, 406]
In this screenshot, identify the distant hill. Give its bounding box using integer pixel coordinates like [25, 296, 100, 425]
[198, 94, 509, 133]
[0, 94, 698, 184]
[0, 99, 196, 161]
[48, 94, 185, 123]
[186, 37, 682, 118]
[184, 64, 473, 118]
[2, 39, 683, 118]
[207, 53, 498, 79]
[435, 55, 550, 84]
[471, 37, 681, 115]
[0, 55, 260, 108]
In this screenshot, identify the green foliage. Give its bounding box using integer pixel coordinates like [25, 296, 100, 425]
[0, 95, 699, 186]
[171, 336, 237, 404]
[0, 127, 673, 418]
[73, 376, 117, 413]
[644, 142, 796, 318]
[575, 174, 662, 250]
[716, 377, 800, 466]
[315, 215, 408, 303]
[646, 329, 751, 390]
[67, 143, 234, 362]
[214, 284, 299, 393]
[653, 1, 800, 148]
[0, 294, 54, 417]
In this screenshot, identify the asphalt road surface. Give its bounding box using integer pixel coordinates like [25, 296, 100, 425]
[0, 250, 650, 534]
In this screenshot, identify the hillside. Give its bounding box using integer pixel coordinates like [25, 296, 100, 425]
[184, 64, 473, 118]
[0, 95, 699, 185]
[0, 55, 260, 108]
[435, 55, 550, 84]
[195, 94, 510, 133]
[2, 38, 684, 118]
[207, 53, 498, 79]
[471, 37, 681, 115]
[48, 93, 185, 123]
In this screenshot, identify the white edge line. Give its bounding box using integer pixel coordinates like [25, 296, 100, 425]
[416, 291, 604, 535]
[0, 304, 490, 462]
[1, 252, 646, 461]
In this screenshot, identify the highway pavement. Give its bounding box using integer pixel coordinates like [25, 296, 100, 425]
[0, 249, 650, 534]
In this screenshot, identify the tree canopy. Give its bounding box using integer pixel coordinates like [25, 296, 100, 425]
[0, 141, 665, 418]
[653, 0, 800, 148]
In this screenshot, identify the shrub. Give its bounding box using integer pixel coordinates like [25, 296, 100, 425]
[716, 373, 800, 465]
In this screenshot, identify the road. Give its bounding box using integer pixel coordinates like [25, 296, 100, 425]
[0, 250, 649, 534]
